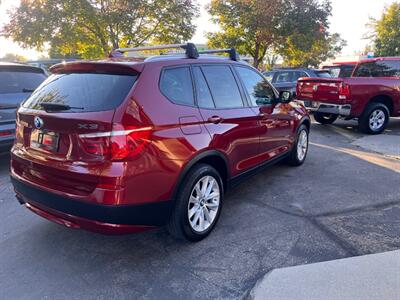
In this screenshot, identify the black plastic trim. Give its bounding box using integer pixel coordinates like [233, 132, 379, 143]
[11, 176, 173, 226]
[228, 151, 290, 188]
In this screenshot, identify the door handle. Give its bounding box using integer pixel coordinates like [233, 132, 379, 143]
[208, 116, 223, 124]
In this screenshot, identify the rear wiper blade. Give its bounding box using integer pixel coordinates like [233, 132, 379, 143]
[22, 88, 36, 93]
[40, 103, 84, 112]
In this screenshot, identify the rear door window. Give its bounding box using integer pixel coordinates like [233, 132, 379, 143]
[23, 73, 137, 112]
[160, 67, 194, 106]
[235, 66, 276, 106]
[0, 69, 46, 94]
[192, 66, 215, 108]
[354, 60, 400, 77]
[201, 65, 244, 108]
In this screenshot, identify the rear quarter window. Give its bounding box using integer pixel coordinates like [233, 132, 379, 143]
[0, 69, 46, 94]
[160, 67, 194, 106]
[23, 73, 137, 112]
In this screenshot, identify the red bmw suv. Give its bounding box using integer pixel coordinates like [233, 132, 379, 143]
[10, 44, 310, 241]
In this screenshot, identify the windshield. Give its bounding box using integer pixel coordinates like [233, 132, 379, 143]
[23, 72, 138, 112]
[0, 70, 46, 94]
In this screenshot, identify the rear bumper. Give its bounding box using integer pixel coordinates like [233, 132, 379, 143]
[298, 100, 352, 116]
[11, 175, 173, 234]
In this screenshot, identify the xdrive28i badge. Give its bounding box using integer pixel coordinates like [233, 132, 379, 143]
[34, 116, 44, 129]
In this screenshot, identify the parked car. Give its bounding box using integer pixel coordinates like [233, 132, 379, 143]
[322, 62, 357, 78]
[10, 43, 310, 241]
[296, 57, 400, 134]
[0, 62, 46, 152]
[263, 68, 331, 95]
[27, 59, 78, 75]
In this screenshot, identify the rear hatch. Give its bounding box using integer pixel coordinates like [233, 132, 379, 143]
[12, 62, 140, 196]
[296, 77, 347, 104]
[0, 66, 46, 138]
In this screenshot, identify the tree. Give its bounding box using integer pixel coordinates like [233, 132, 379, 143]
[207, 0, 345, 69]
[367, 3, 400, 57]
[0, 53, 27, 62]
[276, 0, 345, 67]
[207, 0, 283, 69]
[2, 0, 199, 59]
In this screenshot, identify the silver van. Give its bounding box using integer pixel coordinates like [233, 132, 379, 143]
[0, 62, 46, 152]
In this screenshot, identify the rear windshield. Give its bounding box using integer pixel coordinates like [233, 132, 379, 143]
[0, 70, 46, 94]
[23, 73, 137, 112]
[316, 71, 332, 78]
[339, 65, 355, 77]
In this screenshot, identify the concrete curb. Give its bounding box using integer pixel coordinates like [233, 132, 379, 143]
[247, 250, 400, 300]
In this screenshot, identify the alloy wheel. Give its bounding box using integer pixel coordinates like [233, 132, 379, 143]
[297, 129, 308, 162]
[369, 109, 386, 131]
[187, 175, 220, 233]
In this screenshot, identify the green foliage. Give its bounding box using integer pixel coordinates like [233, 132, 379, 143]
[207, 0, 345, 68]
[369, 3, 400, 57]
[0, 53, 27, 62]
[2, 0, 199, 59]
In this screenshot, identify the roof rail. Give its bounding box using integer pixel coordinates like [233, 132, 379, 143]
[109, 43, 240, 61]
[198, 48, 239, 61]
[109, 43, 199, 59]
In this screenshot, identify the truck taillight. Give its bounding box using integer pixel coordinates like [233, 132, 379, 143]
[78, 124, 152, 161]
[339, 83, 351, 100]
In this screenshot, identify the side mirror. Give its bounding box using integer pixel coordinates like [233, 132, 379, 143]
[279, 91, 294, 103]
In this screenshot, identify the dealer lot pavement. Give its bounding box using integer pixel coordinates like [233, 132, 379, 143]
[0, 119, 399, 299]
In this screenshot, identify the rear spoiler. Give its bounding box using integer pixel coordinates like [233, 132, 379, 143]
[50, 61, 144, 74]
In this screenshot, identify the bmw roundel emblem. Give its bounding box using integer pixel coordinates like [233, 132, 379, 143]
[34, 116, 44, 129]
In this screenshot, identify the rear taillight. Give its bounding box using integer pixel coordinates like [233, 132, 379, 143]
[338, 83, 351, 100]
[80, 136, 110, 156]
[0, 130, 13, 137]
[78, 124, 152, 161]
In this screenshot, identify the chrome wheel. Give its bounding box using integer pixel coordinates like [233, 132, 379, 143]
[187, 175, 220, 233]
[297, 129, 308, 161]
[369, 109, 386, 131]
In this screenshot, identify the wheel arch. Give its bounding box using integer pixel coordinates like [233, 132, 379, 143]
[369, 95, 393, 115]
[172, 150, 230, 201]
[299, 116, 311, 131]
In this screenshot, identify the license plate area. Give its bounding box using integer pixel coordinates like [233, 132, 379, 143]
[30, 130, 60, 152]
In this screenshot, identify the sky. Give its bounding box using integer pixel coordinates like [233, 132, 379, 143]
[0, 0, 397, 60]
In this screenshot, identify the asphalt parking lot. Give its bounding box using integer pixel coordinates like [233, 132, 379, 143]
[0, 119, 399, 300]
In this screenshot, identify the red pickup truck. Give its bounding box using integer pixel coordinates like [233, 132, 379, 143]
[296, 57, 400, 134]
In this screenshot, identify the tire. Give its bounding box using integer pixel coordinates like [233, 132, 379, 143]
[286, 124, 309, 166]
[358, 102, 389, 134]
[167, 164, 223, 242]
[313, 112, 338, 124]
